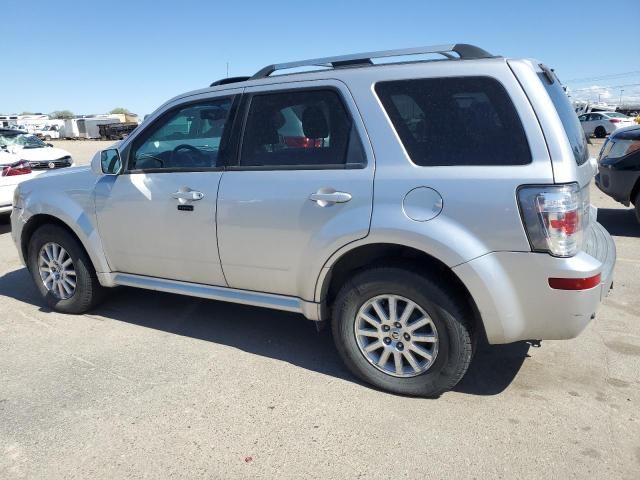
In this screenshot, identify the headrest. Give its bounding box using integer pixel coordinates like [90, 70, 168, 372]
[302, 106, 329, 139]
[255, 110, 286, 145]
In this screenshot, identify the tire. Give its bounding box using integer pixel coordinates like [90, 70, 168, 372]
[331, 267, 473, 397]
[635, 190, 640, 224]
[595, 126, 607, 138]
[44, 135, 51, 141]
[27, 224, 105, 313]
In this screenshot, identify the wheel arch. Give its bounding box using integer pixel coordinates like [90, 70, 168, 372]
[21, 214, 107, 275]
[316, 242, 485, 340]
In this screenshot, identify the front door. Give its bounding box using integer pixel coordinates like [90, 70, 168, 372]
[95, 93, 239, 285]
[216, 81, 374, 299]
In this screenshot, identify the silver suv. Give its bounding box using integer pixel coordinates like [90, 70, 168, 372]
[11, 44, 616, 397]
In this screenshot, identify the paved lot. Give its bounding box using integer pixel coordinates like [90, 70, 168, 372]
[1, 140, 639, 479]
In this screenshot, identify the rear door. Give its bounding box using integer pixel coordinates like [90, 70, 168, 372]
[216, 80, 374, 300]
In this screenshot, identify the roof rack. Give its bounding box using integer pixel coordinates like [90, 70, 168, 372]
[210, 76, 251, 87]
[251, 43, 495, 79]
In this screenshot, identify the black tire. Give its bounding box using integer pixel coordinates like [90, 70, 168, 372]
[635, 190, 640, 224]
[331, 267, 473, 397]
[44, 135, 51, 141]
[27, 224, 105, 313]
[595, 126, 607, 138]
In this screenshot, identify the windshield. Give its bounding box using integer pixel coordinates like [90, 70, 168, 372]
[538, 72, 589, 165]
[0, 133, 47, 149]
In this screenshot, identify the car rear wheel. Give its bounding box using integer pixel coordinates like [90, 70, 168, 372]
[28, 225, 105, 313]
[331, 267, 473, 397]
[595, 126, 607, 138]
[635, 191, 640, 224]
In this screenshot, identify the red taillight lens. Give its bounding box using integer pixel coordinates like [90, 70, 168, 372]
[609, 118, 621, 123]
[2, 161, 32, 176]
[549, 274, 601, 290]
[549, 210, 579, 235]
[518, 183, 590, 257]
[283, 136, 322, 148]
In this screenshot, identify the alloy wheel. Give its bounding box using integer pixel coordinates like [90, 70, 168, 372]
[354, 294, 439, 377]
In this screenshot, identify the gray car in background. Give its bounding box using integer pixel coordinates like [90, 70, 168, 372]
[10, 44, 616, 397]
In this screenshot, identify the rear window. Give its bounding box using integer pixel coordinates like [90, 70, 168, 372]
[375, 77, 531, 166]
[538, 73, 589, 165]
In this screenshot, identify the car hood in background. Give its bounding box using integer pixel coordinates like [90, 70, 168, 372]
[6, 146, 73, 162]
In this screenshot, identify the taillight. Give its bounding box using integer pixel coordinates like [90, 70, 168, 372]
[2, 160, 32, 177]
[283, 136, 323, 148]
[518, 183, 589, 257]
[609, 118, 621, 124]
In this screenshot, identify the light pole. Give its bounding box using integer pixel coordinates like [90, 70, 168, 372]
[619, 89, 624, 106]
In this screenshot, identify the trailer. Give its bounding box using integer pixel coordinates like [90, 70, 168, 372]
[76, 118, 120, 139]
[60, 119, 80, 139]
[97, 122, 138, 140]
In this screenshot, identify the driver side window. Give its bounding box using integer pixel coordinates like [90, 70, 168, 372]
[129, 97, 234, 171]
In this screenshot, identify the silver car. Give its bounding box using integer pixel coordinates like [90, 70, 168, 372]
[10, 44, 616, 397]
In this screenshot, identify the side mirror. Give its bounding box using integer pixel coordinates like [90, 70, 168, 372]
[91, 148, 122, 175]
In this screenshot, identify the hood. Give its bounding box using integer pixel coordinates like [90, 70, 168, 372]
[8, 145, 72, 162]
[0, 150, 22, 166]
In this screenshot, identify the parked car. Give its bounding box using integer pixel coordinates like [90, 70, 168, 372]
[35, 125, 61, 141]
[0, 130, 74, 216]
[578, 111, 636, 138]
[0, 130, 73, 169]
[10, 44, 615, 397]
[0, 150, 39, 216]
[595, 125, 640, 221]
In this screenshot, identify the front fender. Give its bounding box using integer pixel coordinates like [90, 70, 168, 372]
[16, 168, 111, 276]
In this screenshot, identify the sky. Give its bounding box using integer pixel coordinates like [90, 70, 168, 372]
[2, 0, 639, 117]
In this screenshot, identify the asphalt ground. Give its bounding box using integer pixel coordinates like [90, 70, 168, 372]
[0, 138, 638, 479]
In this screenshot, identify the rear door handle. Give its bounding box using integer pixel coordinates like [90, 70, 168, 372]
[172, 189, 205, 201]
[309, 190, 352, 206]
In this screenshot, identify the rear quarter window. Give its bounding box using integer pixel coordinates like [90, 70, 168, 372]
[375, 76, 531, 166]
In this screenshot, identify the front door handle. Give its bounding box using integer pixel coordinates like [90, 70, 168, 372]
[309, 190, 352, 207]
[172, 189, 205, 201]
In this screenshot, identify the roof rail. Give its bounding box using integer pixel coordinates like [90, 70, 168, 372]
[210, 76, 251, 87]
[251, 43, 495, 79]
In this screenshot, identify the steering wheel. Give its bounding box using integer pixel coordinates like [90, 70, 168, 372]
[136, 153, 165, 168]
[171, 144, 208, 167]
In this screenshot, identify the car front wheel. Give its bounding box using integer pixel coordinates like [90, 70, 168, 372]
[28, 225, 105, 313]
[331, 267, 473, 397]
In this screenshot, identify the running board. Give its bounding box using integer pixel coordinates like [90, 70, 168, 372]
[107, 273, 320, 321]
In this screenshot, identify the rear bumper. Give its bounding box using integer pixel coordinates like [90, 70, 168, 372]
[454, 222, 615, 344]
[595, 168, 639, 205]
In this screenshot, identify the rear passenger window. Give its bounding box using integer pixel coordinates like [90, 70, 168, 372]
[240, 89, 365, 168]
[375, 77, 531, 166]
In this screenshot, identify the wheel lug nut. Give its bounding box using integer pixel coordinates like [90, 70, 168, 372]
[404, 333, 410, 341]
[397, 342, 404, 350]
[394, 322, 401, 328]
[382, 325, 390, 332]
[383, 337, 391, 345]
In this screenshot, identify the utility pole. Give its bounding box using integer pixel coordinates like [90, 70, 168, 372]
[226, 62, 229, 78]
[598, 93, 602, 103]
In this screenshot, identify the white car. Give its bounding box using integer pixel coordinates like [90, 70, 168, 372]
[0, 130, 74, 215]
[0, 151, 39, 215]
[578, 111, 636, 138]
